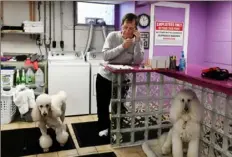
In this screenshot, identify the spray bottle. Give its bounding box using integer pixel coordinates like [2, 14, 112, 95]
[179, 51, 186, 71]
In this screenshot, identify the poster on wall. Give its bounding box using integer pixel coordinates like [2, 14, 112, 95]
[155, 21, 184, 46]
[140, 32, 149, 49]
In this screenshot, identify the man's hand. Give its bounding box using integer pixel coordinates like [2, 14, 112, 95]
[133, 30, 140, 41]
[122, 38, 133, 49]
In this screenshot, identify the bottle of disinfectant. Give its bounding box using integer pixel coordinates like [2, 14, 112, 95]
[16, 69, 21, 85]
[179, 51, 186, 71]
[35, 68, 44, 93]
[21, 69, 26, 84]
[26, 68, 35, 85]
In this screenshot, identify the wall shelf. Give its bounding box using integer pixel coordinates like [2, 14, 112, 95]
[1, 30, 41, 35]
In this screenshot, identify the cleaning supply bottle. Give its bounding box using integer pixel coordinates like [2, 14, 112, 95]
[16, 69, 21, 85]
[35, 68, 44, 93]
[179, 51, 186, 71]
[21, 69, 26, 84]
[173, 56, 177, 70]
[26, 68, 35, 85]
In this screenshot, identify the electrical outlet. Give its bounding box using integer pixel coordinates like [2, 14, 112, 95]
[36, 35, 43, 46]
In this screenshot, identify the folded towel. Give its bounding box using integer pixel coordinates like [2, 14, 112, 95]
[14, 91, 29, 115]
[13, 84, 36, 115]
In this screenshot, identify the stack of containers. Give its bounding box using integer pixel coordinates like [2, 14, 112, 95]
[23, 21, 44, 33]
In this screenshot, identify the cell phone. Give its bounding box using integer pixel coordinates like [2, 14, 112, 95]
[132, 27, 138, 38]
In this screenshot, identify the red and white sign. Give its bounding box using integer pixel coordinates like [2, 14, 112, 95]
[155, 21, 184, 46]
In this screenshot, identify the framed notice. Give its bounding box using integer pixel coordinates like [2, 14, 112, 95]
[155, 21, 184, 46]
[140, 32, 149, 49]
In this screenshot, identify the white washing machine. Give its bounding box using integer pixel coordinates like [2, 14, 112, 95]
[48, 51, 90, 116]
[87, 52, 104, 114]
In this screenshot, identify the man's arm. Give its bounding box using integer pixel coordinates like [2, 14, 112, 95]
[133, 39, 144, 64]
[102, 32, 124, 61]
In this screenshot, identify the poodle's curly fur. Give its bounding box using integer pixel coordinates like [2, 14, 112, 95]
[31, 91, 68, 152]
[142, 89, 203, 157]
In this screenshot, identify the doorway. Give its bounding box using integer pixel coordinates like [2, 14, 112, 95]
[149, 2, 190, 63]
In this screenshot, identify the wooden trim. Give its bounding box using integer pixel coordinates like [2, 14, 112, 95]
[1, 1, 4, 24]
[32, 1, 34, 21]
[33, 1, 36, 21]
[29, 1, 32, 21]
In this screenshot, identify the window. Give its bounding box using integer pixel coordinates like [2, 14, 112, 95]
[77, 2, 115, 25]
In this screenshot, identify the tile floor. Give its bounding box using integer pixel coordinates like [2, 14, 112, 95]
[1, 115, 147, 157]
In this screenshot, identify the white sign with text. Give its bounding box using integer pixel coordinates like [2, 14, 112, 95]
[155, 21, 184, 46]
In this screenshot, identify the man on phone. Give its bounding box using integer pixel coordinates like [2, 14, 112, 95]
[96, 13, 144, 137]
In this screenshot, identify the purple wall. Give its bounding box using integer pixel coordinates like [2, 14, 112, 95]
[114, 4, 120, 30]
[135, 4, 150, 59]
[127, 1, 208, 64]
[204, 1, 232, 71]
[118, 1, 232, 71]
[187, 1, 208, 65]
[118, 1, 135, 30]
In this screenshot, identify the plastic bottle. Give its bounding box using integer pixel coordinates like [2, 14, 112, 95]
[21, 69, 26, 84]
[26, 68, 35, 85]
[173, 56, 177, 69]
[16, 69, 21, 85]
[35, 68, 44, 93]
[179, 51, 186, 71]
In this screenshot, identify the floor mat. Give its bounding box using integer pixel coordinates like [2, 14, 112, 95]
[72, 121, 110, 147]
[1, 126, 75, 157]
[75, 152, 117, 157]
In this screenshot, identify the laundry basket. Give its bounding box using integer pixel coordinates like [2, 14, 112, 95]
[1, 89, 17, 124]
[1, 69, 15, 88]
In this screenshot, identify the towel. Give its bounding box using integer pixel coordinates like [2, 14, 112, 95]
[24, 27, 44, 33]
[13, 84, 36, 115]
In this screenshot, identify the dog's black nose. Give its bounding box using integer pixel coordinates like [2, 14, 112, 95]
[184, 106, 189, 112]
[43, 113, 47, 116]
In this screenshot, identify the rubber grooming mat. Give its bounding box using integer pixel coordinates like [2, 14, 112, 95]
[72, 121, 110, 147]
[75, 152, 117, 157]
[1, 126, 75, 157]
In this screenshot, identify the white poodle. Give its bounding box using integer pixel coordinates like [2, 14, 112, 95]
[142, 89, 203, 157]
[31, 91, 69, 152]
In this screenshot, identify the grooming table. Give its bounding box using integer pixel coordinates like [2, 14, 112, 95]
[102, 63, 232, 157]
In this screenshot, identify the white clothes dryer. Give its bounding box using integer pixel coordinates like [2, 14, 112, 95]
[87, 51, 111, 114]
